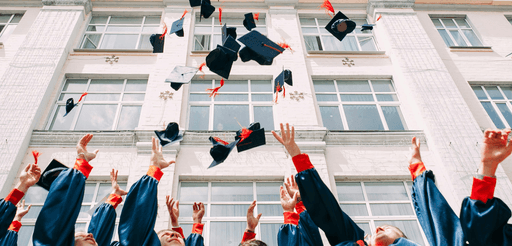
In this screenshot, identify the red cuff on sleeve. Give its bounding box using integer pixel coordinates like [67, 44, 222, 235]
[172, 227, 185, 238]
[470, 176, 497, 203]
[8, 221, 21, 232]
[408, 162, 426, 181]
[295, 201, 306, 214]
[192, 223, 204, 235]
[292, 154, 315, 173]
[106, 193, 123, 209]
[73, 159, 93, 179]
[147, 165, 163, 182]
[5, 189, 24, 205]
[283, 211, 300, 225]
[242, 231, 256, 242]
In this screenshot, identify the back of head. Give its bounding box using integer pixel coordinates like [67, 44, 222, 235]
[239, 240, 267, 246]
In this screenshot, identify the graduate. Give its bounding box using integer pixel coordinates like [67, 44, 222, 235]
[277, 176, 323, 246]
[459, 129, 512, 246]
[272, 123, 418, 246]
[159, 195, 205, 246]
[0, 200, 32, 245]
[239, 201, 266, 246]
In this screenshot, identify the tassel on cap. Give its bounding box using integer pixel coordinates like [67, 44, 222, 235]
[219, 8, 223, 25]
[77, 92, 88, 103]
[277, 42, 293, 53]
[206, 78, 224, 97]
[376, 15, 382, 21]
[32, 150, 40, 164]
[254, 13, 260, 21]
[214, 137, 229, 145]
[239, 128, 253, 143]
[319, 0, 335, 17]
[198, 62, 206, 78]
[263, 44, 283, 53]
[181, 10, 188, 20]
[160, 22, 168, 40]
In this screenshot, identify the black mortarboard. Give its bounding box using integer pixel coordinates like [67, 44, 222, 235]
[170, 18, 184, 37]
[235, 122, 266, 152]
[209, 137, 240, 168]
[361, 24, 375, 32]
[154, 122, 184, 146]
[64, 92, 87, 117]
[239, 47, 268, 65]
[275, 69, 293, 90]
[243, 13, 256, 31]
[189, 0, 201, 7]
[222, 24, 237, 44]
[223, 36, 241, 61]
[149, 34, 165, 53]
[200, 0, 216, 20]
[206, 45, 234, 79]
[36, 159, 68, 191]
[325, 11, 356, 42]
[238, 31, 284, 66]
[165, 66, 199, 91]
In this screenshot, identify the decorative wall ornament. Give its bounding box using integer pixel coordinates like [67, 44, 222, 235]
[289, 91, 305, 102]
[342, 57, 355, 67]
[105, 55, 119, 64]
[159, 91, 174, 100]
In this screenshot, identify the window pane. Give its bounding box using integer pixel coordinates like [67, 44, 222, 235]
[191, 81, 212, 92]
[109, 17, 142, 24]
[340, 204, 368, 216]
[211, 182, 253, 201]
[254, 106, 274, 130]
[179, 204, 194, 218]
[302, 27, 319, 34]
[299, 18, 317, 25]
[252, 94, 273, 101]
[343, 105, 384, 130]
[89, 79, 124, 91]
[462, 29, 482, 46]
[251, 80, 272, 92]
[210, 222, 245, 246]
[356, 223, 371, 237]
[90, 16, 108, 24]
[194, 35, 210, 51]
[372, 80, 395, 92]
[319, 106, 343, 130]
[106, 25, 141, 32]
[50, 105, 75, 130]
[500, 86, 512, 99]
[215, 94, 248, 101]
[85, 93, 120, 101]
[189, 106, 209, 130]
[100, 34, 139, 49]
[431, 19, 443, 28]
[96, 183, 113, 202]
[485, 86, 504, 99]
[75, 104, 117, 130]
[382, 106, 406, 130]
[0, 14, 12, 23]
[213, 105, 249, 130]
[141, 26, 159, 33]
[190, 94, 211, 101]
[337, 182, 365, 201]
[261, 224, 280, 246]
[314, 80, 336, 92]
[59, 93, 82, 101]
[78, 205, 91, 218]
[375, 221, 425, 245]
[450, 30, 467, 46]
[438, 29, 455, 46]
[340, 94, 374, 102]
[18, 225, 34, 246]
[218, 80, 248, 92]
[338, 81, 371, 92]
[376, 94, 398, 102]
[23, 186, 48, 203]
[179, 183, 208, 202]
[472, 86, 487, 99]
[321, 35, 345, 51]
[359, 36, 377, 51]
[304, 36, 322, 51]
[340, 36, 359, 51]
[24, 205, 43, 219]
[144, 16, 161, 24]
[258, 204, 282, 216]
[316, 94, 338, 102]
[455, 19, 469, 28]
[82, 34, 101, 48]
[365, 182, 408, 201]
[481, 102, 506, 128]
[441, 18, 456, 28]
[256, 182, 281, 201]
[122, 94, 145, 101]
[117, 105, 142, 130]
[139, 34, 153, 49]
[211, 205, 247, 216]
[370, 203, 414, 216]
[63, 79, 88, 91]
[87, 25, 105, 32]
[213, 34, 222, 48]
[83, 183, 97, 202]
[180, 224, 194, 239]
[496, 104, 512, 127]
[317, 18, 330, 26]
[75, 223, 87, 232]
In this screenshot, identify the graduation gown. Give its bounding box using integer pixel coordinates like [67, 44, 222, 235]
[0, 188, 24, 245]
[277, 202, 323, 246]
[0, 221, 21, 246]
[292, 153, 419, 246]
[87, 194, 123, 246]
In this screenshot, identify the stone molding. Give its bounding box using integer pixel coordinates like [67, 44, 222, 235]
[42, 0, 92, 14]
[367, 0, 415, 16]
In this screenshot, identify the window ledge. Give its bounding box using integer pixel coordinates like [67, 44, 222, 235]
[72, 49, 154, 55]
[307, 50, 387, 58]
[190, 50, 210, 56]
[325, 130, 426, 146]
[449, 46, 493, 52]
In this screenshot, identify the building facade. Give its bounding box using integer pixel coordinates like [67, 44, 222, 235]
[1, 0, 512, 245]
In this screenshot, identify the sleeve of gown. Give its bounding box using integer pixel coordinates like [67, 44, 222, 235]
[0, 221, 22, 246]
[88, 194, 123, 246]
[293, 154, 364, 246]
[118, 166, 162, 246]
[409, 162, 465, 246]
[185, 223, 205, 246]
[297, 207, 323, 246]
[278, 212, 300, 246]
[32, 158, 92, 246]
[0, 189, 23, 239]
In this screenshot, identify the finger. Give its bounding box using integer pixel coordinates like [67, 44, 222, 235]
[159, 145, 162, 153]
[291, 126, 295, 142]
[271, 131, 285, 145]
[291, 175, 297, 187]
[256, 213, 262, 220]
[152, 137, 156, 152]
[166, 195, 170, 204]
[280, 123, 287, 142]
[26, 204, 31, 211]
[494, 131, 502, 139]
[94, 149, 99, 155]
[24, 163, 31, 172]
[411, 137, 416, 146]
[22, 200, 25, 208]
[200, 202, 205, 211]
[176, 200, 179, 209]
[484, 129, 492, 138]
[416, 137, 420, 148]
[292, 191, 298, 201]
[286, 123, 290, 141]
[169, 160, 176, 165]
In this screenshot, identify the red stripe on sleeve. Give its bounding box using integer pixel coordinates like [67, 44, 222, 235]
[292, 154, 314, 173]
[241, 231, 256, 242]
[73, 158, 93, 179]
[106, 193, 123, 209]
[8, 221, 21, 232]
[284, 211, 300, 225]
[147, 165, 163, 182]
[5, 189, 24, 205]
[295, 201, 306, 214]
[470, 176, 497, 203]
[408, 162, 426, 181]
[172, 227, 185, 238]
[192, 223, 204, 235]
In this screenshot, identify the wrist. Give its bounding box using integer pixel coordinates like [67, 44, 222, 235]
[245, 227, 255, 233]
[171, 221, 179, 227]
[193, 219, 202, 224]
[283, 208, 294, 213]
[15, 182, 29, 194]
[478, 162, 498, 177]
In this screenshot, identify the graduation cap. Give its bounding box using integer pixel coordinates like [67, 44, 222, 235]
[238, 30, 284, 66]
[64, 92, 87, 117]
[189, 0, 201, 7]
[206, 45, 234, 79]
[36, 159, 68, 191]
[325, 11, 356, 42]
[274, 69, 292, 103]
[223, 36, 241, 61]
[222, 24, 237, 44]
[170, 18, 184, 37]
[209, 137, 240, 168]
[235, 122, 266, 152]
[361, 24, 375, 32]
[165, 66, 199, 91]
[200, 0, 216, 20]
[150, 34, 165, 53]
[154, 122, 184, 147]
[243, 13, 256, 31]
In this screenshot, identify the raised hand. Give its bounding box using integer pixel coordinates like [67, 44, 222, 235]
[151, 137, 175, 170]
[284, 175, 301, 202]
[479, 129, 512, 177]
[408, 137, 423, 165]
[272, 123, 301, 158]
[280, 186, 297, 213]
[76, 134, 99, 162]
[17, 163, 41, 194]
[14, 200, 31, 221]
[193, 202, 205, 224]
[110, 169, 127, 196]
[246, 200, 262, 232]
[166, 195, 180, 227]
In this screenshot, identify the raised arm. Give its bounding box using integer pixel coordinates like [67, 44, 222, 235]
[277, 185, 299, 246]
[241, 201, 262, 243]
[0, 200, 32, 246]
[185, 201, 205, 246]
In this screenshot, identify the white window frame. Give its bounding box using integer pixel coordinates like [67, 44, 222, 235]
[431, 17, 483, 47]
[472, 85, 512, 129]
[187, 79, 274, 130]
[0, 13, 23, 42]
[47, 78, 147, 131]
[508, 16, 512, 25]
[314, 79, 406, 130]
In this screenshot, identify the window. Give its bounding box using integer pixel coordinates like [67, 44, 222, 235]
[49, 78, 147, 131]
[178, 181, 282, 246]
[299, 16, 377, 52]
[431, 17, 482, 47]
[0, 13, 23, 42]
[188, 80, 274, 130]
[314, 79, 406, 130]
[472, 85, 512, 128]
[336, 181, 426, 245]
[508, 17, 512, 25]
[193, 14, 266, 51]
[19, 181, 127, 246]
[80, 16, 161, 49]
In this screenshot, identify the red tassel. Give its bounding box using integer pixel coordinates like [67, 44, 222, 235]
[181, 10, 188, 20]
[77, 92, 88, 103]
[219, 8, 223, 25]
[319, 0, 335, 17]
[376, 15, 382, 21]
[160, 22, 168, 40]
[239, 128, 253, 143]
[198, 62, 206, 78]
[214, 137, 229, 145]
[263, 44, 283, 54]
[283, 85, 285, 98]
[254, 13, 260, 21]
[274, 84, 281, 103]
[277, 42, 293, 53]
[206, 79, 225, 97]
[32, 150, 40, 164]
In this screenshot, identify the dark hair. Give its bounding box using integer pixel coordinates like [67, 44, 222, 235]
[238, 240, 268, 246]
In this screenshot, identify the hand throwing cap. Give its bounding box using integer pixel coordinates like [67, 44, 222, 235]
[238, 30, 284, 66]
[209, 137, 240, 168]
[165, 66, 199, 91]
[36, 159, 68, 191]
[206, 45, 234, 79]
[170, 18, 185, 37]
[154, 122, 184, 146]
[150, 34, 165, 53]
[243, 13, 256, 31]
[235, 122, 266, 152]
[325, 11, 356, 42]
